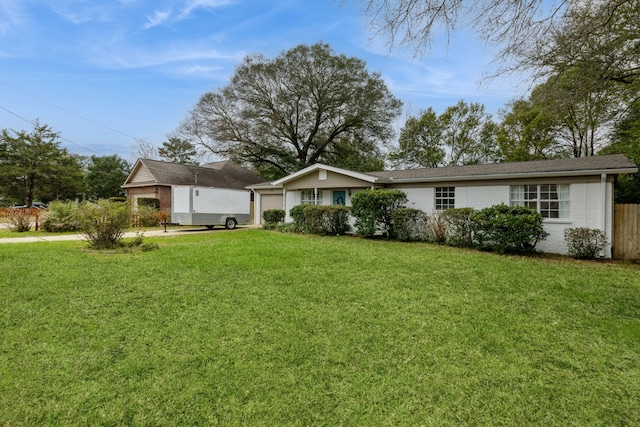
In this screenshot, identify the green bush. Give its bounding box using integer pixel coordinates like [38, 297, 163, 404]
[42, 201, 79, 232]
[471, 204, 548, 254]
[109, 197, 127, 203]
[137, 198, 160, 209]
[76, 200, 133, 249]
[303, 205, 351, 235]
[391, 208, 428, 241]
[263, 209, 285, 227]
[564, 227, 607, 259]
[289, 204, 313, 233]
[441, 207, 475, 247]
[350, 189, 407, 238]
[136, 205, 161, 227]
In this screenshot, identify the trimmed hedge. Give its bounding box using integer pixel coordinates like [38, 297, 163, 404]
[263, 209, 285, 224]
[263, 209, 285, 230]
[350, 189, 407, 238]
[289, 204, 313, 233]
[303, 205, 350, 235]
[471, 204, 548, 254]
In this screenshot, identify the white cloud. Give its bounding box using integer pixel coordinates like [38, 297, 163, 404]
[144, 10, 171, 29]
[87, 42, 244, 71]
[177, 0, 236, 20]
[49, 3, 112, 24]
[0, 0, 25, 35]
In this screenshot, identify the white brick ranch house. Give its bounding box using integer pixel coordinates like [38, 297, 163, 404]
[247, 154, 637, 258]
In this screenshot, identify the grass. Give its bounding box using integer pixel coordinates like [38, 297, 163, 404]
[1, 230, 639, 425]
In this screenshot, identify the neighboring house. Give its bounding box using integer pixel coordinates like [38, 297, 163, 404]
[123, 159, 264, 212]
[247, 154, 638, 258]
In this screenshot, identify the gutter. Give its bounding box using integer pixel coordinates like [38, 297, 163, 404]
[381, 167, 638, 184]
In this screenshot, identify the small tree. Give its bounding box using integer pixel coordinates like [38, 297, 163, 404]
[76, 200, 132, 249]
[350, 189, 407, 238]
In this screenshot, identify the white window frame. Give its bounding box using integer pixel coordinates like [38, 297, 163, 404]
[300, 189, 323, 205]
[510, 184, 570, 219]
[435, 186, 455, 210]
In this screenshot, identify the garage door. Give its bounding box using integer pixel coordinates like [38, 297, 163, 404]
[260, 194, 284, 223]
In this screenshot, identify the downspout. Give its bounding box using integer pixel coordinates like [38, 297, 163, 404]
[600, 173, 607, 258]
[282, 188, 287, 221]
[251, 189, 258, 225]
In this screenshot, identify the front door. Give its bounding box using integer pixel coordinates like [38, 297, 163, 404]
[333, 190, 346, 205]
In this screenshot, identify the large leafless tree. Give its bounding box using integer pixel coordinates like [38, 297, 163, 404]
[356, 0, 639, 85]
[176, 43, 402, 179]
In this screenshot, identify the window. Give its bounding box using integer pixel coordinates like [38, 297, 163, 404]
[300, 189, 323, 205]
[510, 184, 570, 219]
[435, 187, 455, 210]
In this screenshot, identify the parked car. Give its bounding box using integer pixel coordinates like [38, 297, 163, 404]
[13, 202, 48, 209]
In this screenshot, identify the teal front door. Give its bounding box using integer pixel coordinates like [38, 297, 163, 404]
[333, 190, 346, 205]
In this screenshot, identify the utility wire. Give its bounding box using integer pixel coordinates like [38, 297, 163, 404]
[0, 104, 100, 154]
[0, 81, 141, 141]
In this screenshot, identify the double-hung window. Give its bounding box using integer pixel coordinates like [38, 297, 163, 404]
[435, 187, 455, 210]
[301, 189, 323, 205]
[510, 184, 570, 219]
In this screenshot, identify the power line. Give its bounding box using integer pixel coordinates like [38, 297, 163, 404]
[0, 81, 141, 141]
[0, 104, 100, 154]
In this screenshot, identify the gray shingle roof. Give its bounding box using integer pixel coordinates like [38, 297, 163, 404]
[367, 154, 637, 181]
[124, 159, 264, 190]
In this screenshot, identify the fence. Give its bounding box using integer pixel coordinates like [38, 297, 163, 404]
[0, 208, 44, 231]
[614, 204, 640, 260]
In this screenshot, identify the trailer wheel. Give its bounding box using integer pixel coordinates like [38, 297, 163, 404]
[225, 218, 237, 229]
[205, 225, 215, 229]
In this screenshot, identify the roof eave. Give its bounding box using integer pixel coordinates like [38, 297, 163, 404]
[387, 167, 639, 183]
[272, 163, 381, 185]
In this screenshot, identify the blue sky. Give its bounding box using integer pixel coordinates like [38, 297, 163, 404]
[0, 0, 526, 162]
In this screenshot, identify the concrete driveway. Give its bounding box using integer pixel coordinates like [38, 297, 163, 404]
[0, 226, 258, 244]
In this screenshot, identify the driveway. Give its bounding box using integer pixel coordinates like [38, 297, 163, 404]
[0, 226, 258, 244]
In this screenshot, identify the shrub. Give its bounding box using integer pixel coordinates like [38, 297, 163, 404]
[109, 197, 127, 203]
[391, 208, 428, 241]
[42, 201, 79, 232]
[426, 210, 447, 244]
[76, 200, 133, 249]
[564, 227, 608, 259]
[441, 207, 475, 247]
[471, 204, 548, 254]
[303, 205, 351, 235]
[3, 208, 32, 232]
[263, 209, 285, 228]
[289, 204, 313, 233]
[350, 189, 407, 238]
[137, 198, 160, 209]
[136, 205, 161, 227]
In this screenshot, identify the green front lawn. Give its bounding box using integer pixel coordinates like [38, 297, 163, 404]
[1, 230, 638, 425]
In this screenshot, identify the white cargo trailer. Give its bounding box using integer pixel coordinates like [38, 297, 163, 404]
[171, 185, 251, 229]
